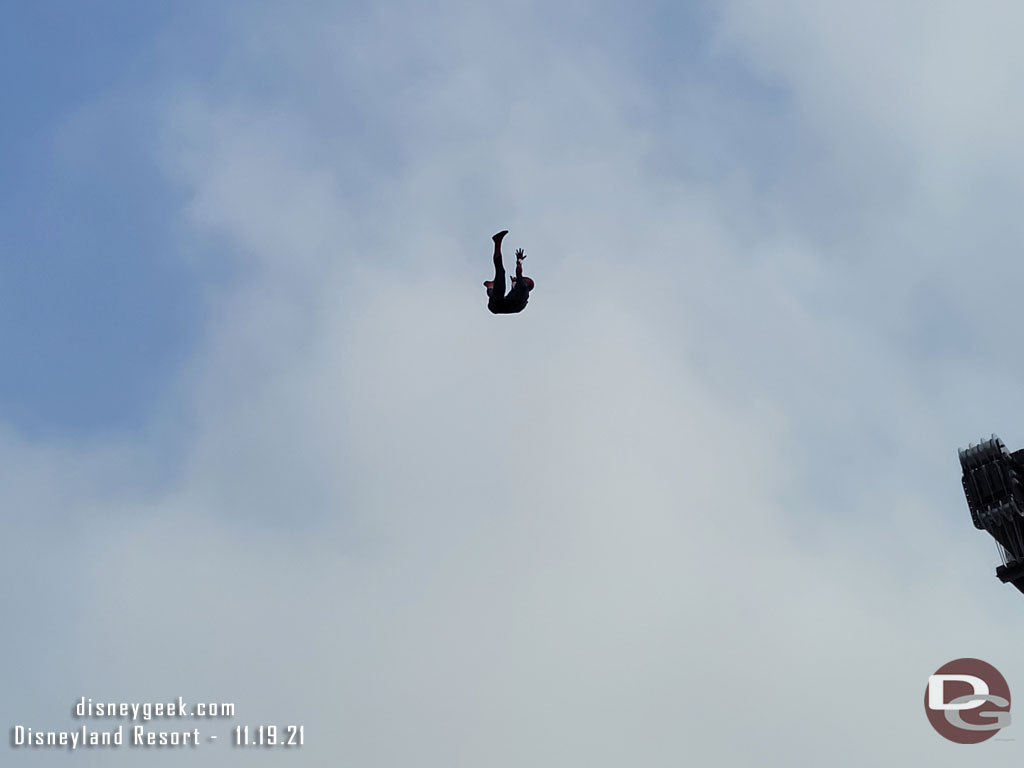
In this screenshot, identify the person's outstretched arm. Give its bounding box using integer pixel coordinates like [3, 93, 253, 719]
[515, 248, 525, 279]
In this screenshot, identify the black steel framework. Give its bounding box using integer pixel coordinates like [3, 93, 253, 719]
[960, 434, 1024, 593]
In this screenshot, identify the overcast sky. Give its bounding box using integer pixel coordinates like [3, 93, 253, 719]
[4, 1, 1024, 764]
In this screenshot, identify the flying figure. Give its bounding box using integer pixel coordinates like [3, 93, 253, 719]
[959, 434, 1024, 594]
[484, 230, 534, 315]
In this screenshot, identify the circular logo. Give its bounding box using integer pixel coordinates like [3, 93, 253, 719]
[925, 658, 1011, 743]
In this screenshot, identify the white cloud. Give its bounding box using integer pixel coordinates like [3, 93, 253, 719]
[5, 2, 1024, 765]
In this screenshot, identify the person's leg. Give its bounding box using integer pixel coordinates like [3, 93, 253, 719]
[491, 230, 508, 299]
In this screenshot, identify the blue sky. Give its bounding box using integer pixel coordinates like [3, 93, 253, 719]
[5, 1, 1024, 765]
[0, 3, 197, 436]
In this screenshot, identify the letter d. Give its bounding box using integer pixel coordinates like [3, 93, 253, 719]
[14, 725, 24, 745]
[929, 674, 990, 710]
[76, 696, 85, 716]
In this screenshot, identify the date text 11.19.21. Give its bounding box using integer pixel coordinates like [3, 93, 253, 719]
[234, 725, 303, 746]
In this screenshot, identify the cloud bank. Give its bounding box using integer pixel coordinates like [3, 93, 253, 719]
[4, 2, 1024, 764]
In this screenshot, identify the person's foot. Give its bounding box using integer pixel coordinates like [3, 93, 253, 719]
[492, 230, 508, 244]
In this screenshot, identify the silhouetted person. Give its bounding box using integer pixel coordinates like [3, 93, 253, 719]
[484, 230, 534, 314]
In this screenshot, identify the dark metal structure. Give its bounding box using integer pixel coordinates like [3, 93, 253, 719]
[960, 434, 1024, 593]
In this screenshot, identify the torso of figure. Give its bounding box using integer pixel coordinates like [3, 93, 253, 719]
[488, 281, 530, 314]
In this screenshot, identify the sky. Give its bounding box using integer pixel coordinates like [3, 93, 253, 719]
[4, 0, 1024, 764]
